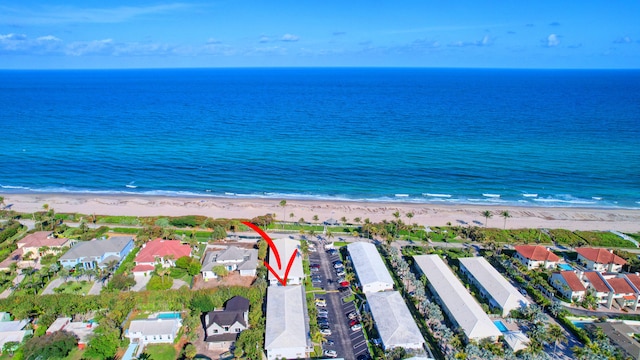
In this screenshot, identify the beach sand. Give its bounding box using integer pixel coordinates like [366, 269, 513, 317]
[2, 193, 640, 233]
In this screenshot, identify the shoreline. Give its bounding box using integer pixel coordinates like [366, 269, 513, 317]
[2, 193, 640, 233]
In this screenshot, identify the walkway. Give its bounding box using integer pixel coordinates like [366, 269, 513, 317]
[0, 273, 25, 299]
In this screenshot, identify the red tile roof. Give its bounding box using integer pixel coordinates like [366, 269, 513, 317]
[584, 272, 611, 293]
[608, 278, 635, 294]
[514, 245, 560, 262]
[18, 231, 69, 248]
[576, 248, 627, 265]
[625, 274, 640, 289]
[135, 239, 191, 263]
[557, 271, 586, 292]
[132, 264, 155, 273]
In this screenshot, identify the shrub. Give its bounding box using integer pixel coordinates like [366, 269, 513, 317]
[23, 330, 78, 360]
[146, 275, 173, 291]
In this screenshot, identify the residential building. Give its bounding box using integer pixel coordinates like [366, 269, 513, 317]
[267, 239, 304, 286]
[17, 231, 72, 261]
[367, 291, 425, 351]
[203, 296, 250, 350]
[623, 274, 640, 311]
[132, 239, 191, 275]
[126, 317, 182, 346]
[413, 255, 502, 341]
[584, 271, 613, 307]
[605, 275, 639, 310]
[513, 245, 560, 270]
[459, 257, 530, 316]
[0, 318, 32, 353]
[46, 317, 97, 349]
[550, 271, 586, 302]
[201, 246, 258, 281]
[59, 236, 134, 269]
[264, 285, 311, 360]
[347, 242, 394, 293]
[576, 248, 626, 273]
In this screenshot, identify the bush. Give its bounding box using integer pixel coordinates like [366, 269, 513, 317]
[106, 273, 136, 291]
[146, 275, 173, 291]
[23, 330, 78, 360]
[169, 216, 201, 228]
[556, 315, 590, 344]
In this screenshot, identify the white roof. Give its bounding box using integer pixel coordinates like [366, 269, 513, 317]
[46, 317, 71, 333]
[458, 257, 530, 313]
[414, 255, 502, 340]
[367, 291, 424, 350]
[504, 331, 530, 352]
[268, 239, 304, 283]
[347, 242, 394, 292]
[128, 318, 181, 337]
[265, 285, 309, 351]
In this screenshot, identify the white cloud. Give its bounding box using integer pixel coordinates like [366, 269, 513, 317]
[281, 33, 299, 42]
[613, 36, 633, 44]
[259, 36, 270, 43]
[36, 35, 61, 42]
[0, 33, 27, 41]
[206, 38, 221, 44]
[448, 35, 493, 47]
[547, 33, 560, 47]
[66, 39, 114, 56]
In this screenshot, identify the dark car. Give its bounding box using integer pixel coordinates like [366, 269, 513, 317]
[357, 354, 371, 360]
[338, 286, 350, 292]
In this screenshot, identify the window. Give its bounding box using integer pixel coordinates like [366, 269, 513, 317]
[236, 328, 240, 333]
[224, 326, 229, 331]
[213, 329, 218, 334]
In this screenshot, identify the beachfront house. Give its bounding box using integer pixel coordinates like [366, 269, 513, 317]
[203, 296, 250, 350]
[576, 248, 627, 273]
[132, 239, 191, 275]
[17, 231, 72, 262]
[59, 236, 134, 270]
[514, 245, 560, 270]
[268, 239, 304, 286]
[550, 271, 586, 302]
[201, 246, 258, 281]
[583, 271, 613, 307]
[126, 317, 182, 346]
[46, 317, 97, 349]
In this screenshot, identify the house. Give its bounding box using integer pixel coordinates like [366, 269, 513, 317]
[0, 317, 32, 353]
[583, 271, 613, 307]
[347, 242, 394, 293]
[459, 257, 530, 316]
[46, 317, 97, 349]
[267, 239, 304, 286]
[413, 255, 502, 341]
[17, 231, 72, 261]
[550, 271, 586, 302]
[264, 285, 312, 360]
[126, 317, 182, 346]
[132, 239, 191, 275]
[623, 274, 640, 311]
[59, 236, 134, 270]
[203, 296, 250, 350]
[576, 248, 627, 273]
[513, 245, 560, 270]
[201, 246, 258, 281]
[605, 275, 639, 310]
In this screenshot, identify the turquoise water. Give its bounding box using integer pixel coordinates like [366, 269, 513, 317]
[156, 312, 181, 319]
[1, 68, 639, 208]
[493, 320, 508, 332]
[558, 264, 574, 271]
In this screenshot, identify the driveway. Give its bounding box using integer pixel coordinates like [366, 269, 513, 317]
[0, 273, 25, 299]
[131, 273, 151, 291]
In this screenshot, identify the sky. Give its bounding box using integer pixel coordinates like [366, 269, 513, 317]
[0, 1, 639, 69]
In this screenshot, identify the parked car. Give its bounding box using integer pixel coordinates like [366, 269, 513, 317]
[340, 281, 350, 287]
[310, 264, 320, 269]
[311, 267, 320, 273]
[318, 319, 329, 326]
[351, 323, 362, 331]
[316, 298, 326, 303]
[357, 354, 371, 360]
[338, 286, 350, 293]
[350, 319, 360, 327]
[327, 249, 338, 255]
[318, 309, 329, 316]
[336, 270, 345, 277]
[325, 339, 335, 346]
[346, 312, 358, 320]
[324, 349, 338, 358]
[320, 328, 332, 336]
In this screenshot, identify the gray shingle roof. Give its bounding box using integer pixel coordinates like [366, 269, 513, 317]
[60, 237, 132, 261]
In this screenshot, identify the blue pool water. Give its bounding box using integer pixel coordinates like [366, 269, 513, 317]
[558, 264, 574, 271]
[156, 312, 181, 319]
[494, 320, 508, 332]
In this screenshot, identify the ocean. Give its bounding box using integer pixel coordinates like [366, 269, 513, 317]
[0, 68, 639, 208]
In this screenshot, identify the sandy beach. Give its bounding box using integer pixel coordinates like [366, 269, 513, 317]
[1, 193, 640, 233]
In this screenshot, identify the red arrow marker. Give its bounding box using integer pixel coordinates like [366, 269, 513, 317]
[242, 221, 299, 286]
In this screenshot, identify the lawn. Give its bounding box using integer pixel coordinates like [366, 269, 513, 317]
[144, 343, 177, 360]
[54, 280, 93, 295]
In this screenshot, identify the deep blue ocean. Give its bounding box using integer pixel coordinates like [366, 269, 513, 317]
[1, 68, 639, 208]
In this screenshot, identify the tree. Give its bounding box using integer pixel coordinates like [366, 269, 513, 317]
[85, 326, 120, 359]
[547, 324, 567, 359]
[279, 200, 287, 229]
[183, 343, 197, 360]
[23, 330, 78, 359]
[501, 210, 511, 229]
[147, 274, 173, 290]
[106, 273, 136, 291]
[212, 225, 227, 240]
[213, 265, 229, 278]
[138, 353, 151, 360]
[2, 341, 19, 355]
[482, 210, 493, 227]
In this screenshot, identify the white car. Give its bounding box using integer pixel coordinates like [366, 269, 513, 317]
[324, 349, 338, 358]
[351, 323, 362, 331]
[320, 328, 332, 336]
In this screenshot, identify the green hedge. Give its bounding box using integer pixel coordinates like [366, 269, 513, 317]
[556, 315, 590, 344]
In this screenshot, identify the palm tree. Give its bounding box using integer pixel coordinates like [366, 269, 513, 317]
[501, 210, 511, 229]
[482, 210, 493, 227]
[279, 200, 287, 229]
[547, 324, 567, 359]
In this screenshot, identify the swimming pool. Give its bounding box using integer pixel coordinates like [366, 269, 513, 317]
[156, 312, 181, 320]
[493, 320, 508, 332]
[558, 264, 574, 271]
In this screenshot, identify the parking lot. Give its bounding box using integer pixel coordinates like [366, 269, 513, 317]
[309, 241, 370, 360]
